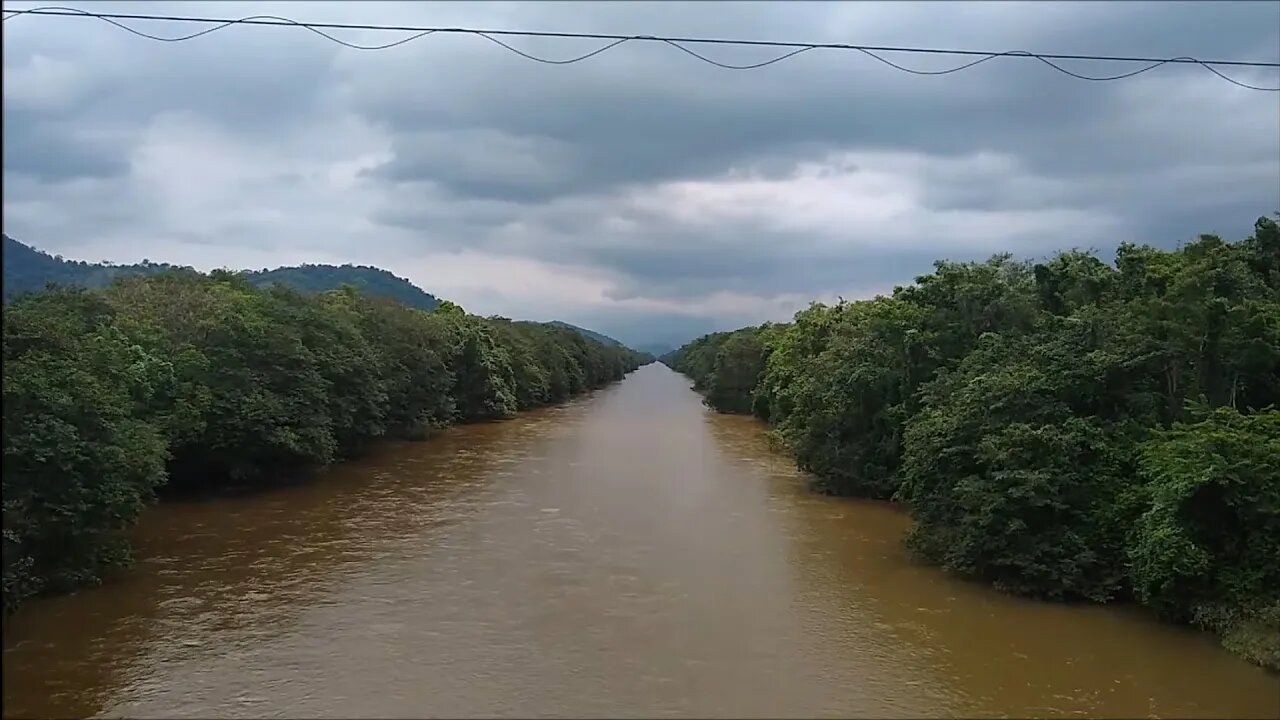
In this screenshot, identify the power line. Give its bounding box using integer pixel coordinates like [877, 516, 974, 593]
[3, 4, 1278, 91]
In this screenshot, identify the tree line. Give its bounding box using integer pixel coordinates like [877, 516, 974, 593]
[664, 216, 1279, 670]
[3, 269, 649, 613]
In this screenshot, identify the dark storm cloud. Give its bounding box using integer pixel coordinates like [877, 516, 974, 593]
[344, 1, 1278, 330]
[369, 140, 1133, 300]
[2, 1, 1277, 346]
[350, 1, 1278, 190]
[2, 3, 339, 183]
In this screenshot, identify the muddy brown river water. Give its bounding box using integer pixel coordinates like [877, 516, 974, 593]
[3, 363, 1277, 719]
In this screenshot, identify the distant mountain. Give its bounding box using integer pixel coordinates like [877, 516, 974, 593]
[245, 264, 438, 310]
[3, 234, 181, 297]
[547, 321, 624, 348]
[3, 235, 438, 310]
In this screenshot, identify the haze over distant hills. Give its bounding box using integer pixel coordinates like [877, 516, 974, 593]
[2, 234, 633, 349]
[634, 344, 676, 358]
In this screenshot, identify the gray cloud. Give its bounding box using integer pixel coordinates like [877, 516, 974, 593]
[2, 113, 131, 181]
[3, 1, 1277, 347]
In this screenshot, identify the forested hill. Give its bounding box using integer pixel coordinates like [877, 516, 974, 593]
[247, 264, 439, 310]
[3, 233, 180, 294]
[3, 235, 647, 355]
[547, 321, 623, 347]
[2, 234, 439, 310]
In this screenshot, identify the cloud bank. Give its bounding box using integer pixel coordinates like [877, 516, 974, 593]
[4, 1, 1277, 347]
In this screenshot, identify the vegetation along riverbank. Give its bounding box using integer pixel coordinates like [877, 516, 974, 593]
[663, 216, 1280, 670]
[2, 268, 649, 613]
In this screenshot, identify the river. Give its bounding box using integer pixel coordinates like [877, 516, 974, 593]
[3, 364, 1276, 719]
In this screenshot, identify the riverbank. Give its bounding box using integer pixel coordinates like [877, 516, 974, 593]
[663, 216, 1280, 672]
[2, 270, 649, 613]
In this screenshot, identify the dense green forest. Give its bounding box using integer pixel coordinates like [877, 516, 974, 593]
[2, 269, 649, 613]
[664, 216, 1280, 670]
[3, 234, 441, 310]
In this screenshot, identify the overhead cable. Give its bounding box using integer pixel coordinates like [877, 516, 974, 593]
[3, 5, 1278, 91]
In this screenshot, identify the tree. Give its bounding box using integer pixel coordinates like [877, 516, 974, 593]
[665, 215, 1280, 669]
[1129, 407, 1280, 668]
[3, 290, 169, 610]
[705, 329, 768, 414]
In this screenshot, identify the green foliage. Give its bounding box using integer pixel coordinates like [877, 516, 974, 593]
[774, 298, 930, 498]
[1128, 407, 1279, 668]
[3, 289, 170, 610]
[666, 216, 1280, 668]
[444, 315, 519, 422]
[704, 328, 769, 414]
[339, 294, 456, 438]
[3, 270, 647, 612]
[898, 317, 1148, 601]
[101, 272, 342, 487]
[749, 302, 845, 425]
[661, 331, 730, 392]
[663, 324, 781, 405]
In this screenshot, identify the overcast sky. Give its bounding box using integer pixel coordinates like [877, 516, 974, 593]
[4, 1, 1278, 348]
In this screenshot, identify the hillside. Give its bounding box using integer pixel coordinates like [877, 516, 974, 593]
[3, 235, 439, 310]
[3, 234, 180, 296]
[1, 236, 650, 353]
[547, 320, 624, 347]
[247, 264, 439, 310]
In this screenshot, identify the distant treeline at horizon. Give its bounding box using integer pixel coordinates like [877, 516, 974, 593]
[664, 215, 1280, 671]
[3, 267, 651, 613]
